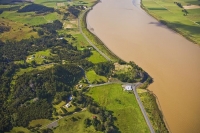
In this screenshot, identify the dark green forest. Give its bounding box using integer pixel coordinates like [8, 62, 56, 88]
[18, 4, 54, 14]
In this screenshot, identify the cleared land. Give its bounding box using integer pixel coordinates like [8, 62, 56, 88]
[34, 0, 96, 7]
[26, 49, 52, 65]
[6, 127, 30, 133]
[87, 50, 107, 64]
[142, 0, 200, 44]
[86, 70, 107, 84]
[54, 111, 102, 133]
[0, 18, 38, 41]
[87, 84, 150, 133]
[29, 119, 52, 127]
[0, 11, 59, 25]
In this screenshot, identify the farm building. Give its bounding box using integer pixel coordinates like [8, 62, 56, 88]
[124, 85, 132, 91]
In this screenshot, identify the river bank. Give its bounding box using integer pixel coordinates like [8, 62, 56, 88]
[86, 0, 200, 132]
[83, 1, 168, 132]
[140, 0, 200, 45]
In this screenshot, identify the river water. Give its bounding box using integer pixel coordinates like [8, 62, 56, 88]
[86, 0, 200, 132]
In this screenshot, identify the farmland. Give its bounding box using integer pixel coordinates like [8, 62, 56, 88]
[142, 0, 200, 44]
[87, 84, 150, 133]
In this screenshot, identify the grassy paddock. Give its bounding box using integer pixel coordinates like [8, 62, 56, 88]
[6, 127, 30, 133]
[0, 18, 38, 41]
[87, 84, 150, 133]
[14, 64, 54, 79]
[87, 50, 107, 64]
[86, 70, 107, 84]
[34, 0, 96, 8]
[54, 111, 100, 133]
[73, 33, 90, 49]
[26, 49, 52, 65]
[29, 119, 52, 127]
[141, 0, 200, 45]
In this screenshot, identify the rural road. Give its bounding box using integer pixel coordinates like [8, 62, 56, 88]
[78, 10, 111, 61]
[42, 9, 155, 133]
[132, 84, 155, 133]
[78, 10, 155, 131]
[89, 82, 155, 133]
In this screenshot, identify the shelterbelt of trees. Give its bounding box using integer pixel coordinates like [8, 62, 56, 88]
[18, 3, 54, 14]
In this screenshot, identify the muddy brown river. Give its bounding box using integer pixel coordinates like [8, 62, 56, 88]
[86, 0, 200, 132]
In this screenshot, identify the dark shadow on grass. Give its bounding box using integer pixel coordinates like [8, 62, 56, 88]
[149, 20, 200, 35]
[41, 1, 68, 4]
[148, 8, 167, 10]
[107, 110, 121, 133]
[149, 21, 166, 27]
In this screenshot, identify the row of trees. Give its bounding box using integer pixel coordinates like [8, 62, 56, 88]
[18, 4, 54, 14]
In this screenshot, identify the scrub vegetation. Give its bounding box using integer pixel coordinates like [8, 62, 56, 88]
[138, 91, 169, 133]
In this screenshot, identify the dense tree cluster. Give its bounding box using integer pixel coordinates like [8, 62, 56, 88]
[94, 62, 114, 77]
[13, 64, 83, 106]
[0, 35, 68, 61]
[71, 90, 118, 132]
[77, 59, 94, 70]
[0, 10, 3, 14]
[0, 25, 10, 33]
[68, 6, 81, 18]
[18, 4, 54, 14]
[12, 100, 52, 127]
[39, 20, 63, 34]
[114, 61, 152, 83]
[174, 2, 183, 8]
[0, 64, 83, 131]
[51, 47, 91, 61]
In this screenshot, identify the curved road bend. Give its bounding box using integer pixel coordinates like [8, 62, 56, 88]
[78, 10, 111, 61]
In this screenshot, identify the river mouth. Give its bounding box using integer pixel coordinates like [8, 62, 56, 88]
[86, 0, 200, 133]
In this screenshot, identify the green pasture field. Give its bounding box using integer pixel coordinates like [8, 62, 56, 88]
[142, 0, 200, 44]
[6, 127, 30, 133]
[29, 119, 52, 127]
[73, 33, 90, 49]
[86, 70, 107, 84]
[14, 63, 54, 79]
[0, 11, 59, 25]
[34, 0, 96, 8]
[87, 84, 150, 133]
[26, 49, 52, 65]
[34, 0, 68, 8]
[54, 110, 101, 133]
[87, 50, 107, 64]
[53, 101, 66, 115]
